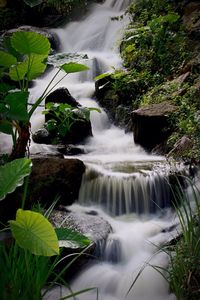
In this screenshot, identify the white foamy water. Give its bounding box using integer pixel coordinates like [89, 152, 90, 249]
[0, 0, 178, 299]
[41, 0, 177, 299]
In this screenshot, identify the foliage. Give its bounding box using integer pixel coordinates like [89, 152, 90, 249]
[10, 208, 59, 256]
[0, 157, 92, 299]
[121, 11, 188, 76]
[0, 241, 51, 300]
[56, 227, 91, 249]
[43, 102, 100, 143]
[168, 180, 200, 299]
[0, 158, 32, 200]
[108, 0, 200, 160]
[0, 30, 89, 158]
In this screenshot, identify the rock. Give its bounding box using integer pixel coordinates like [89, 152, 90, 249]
[50, 210, 112, 244]
[132, 101, 178, 152]
[95, 76, 132, 130]
[57, 145, 85, 156]
[45, 87, 79, 108]
[49, 209, 112, 280]
[183, 1, 200, 34]
[167, 135, 194, 158]
[2, 26, 60, 52]
[29, 157, 85, 206]
[0, 157, 85, 224]
[172, 72, 190, 85]
[36, 87, 93, 145]
[32, 128, 52, 144]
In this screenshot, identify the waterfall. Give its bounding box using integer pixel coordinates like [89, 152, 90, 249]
[0, 0, 180, 299]
[78, 166, 171, 215]
[39, 1, 178, 300]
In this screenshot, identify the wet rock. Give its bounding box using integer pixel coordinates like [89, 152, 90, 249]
[57, 145, 85, 156]
[45, 87, 79, 108]
[29, 157, 85, 207]
[2, 26, 60, 52]
[132, 101, 178, 152]
[50, 210, 112, 244]
[0, 157, 85, 225]
[32, 128, 52, 144]
[49, 209, 112, 280]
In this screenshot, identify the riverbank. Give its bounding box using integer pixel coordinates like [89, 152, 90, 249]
[96, 0, 200, 163]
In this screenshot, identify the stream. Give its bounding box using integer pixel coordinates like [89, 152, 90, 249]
[35, 1, 180, 299]
[2, 0, 182, 299]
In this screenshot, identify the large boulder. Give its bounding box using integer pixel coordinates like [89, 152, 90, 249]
[0, 157, 85, 224]
[49, 208, 113, 280]
[45, 87, 79, 108]
[50, 209, 112, 245]
[2, 26, 60, 52]
[28, 157, 85, 206]
[132, 101, 178, 152]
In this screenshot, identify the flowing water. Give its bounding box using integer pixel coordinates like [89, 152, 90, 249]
[1, 0, 180, 299]
[39, 1, 179, 299]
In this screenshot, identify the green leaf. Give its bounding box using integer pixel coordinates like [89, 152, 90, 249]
[9, 61, 28, 81]
[0, 158, 32, 201]
[0, 82, 15, 94]
[5, 91, 29, 121]
[0, 121, 13, 135]
[9, 54, 47, 81]
[94, 72, 111, 81]
[27, 54, 47, 80]
[60, 62, 89, 74]
[23, 0, 43, 7]
[55, 228, 91, 249]
[11, 31, 50, 55]
[0, 51, 17, 68]
[10, 209, 59, 256]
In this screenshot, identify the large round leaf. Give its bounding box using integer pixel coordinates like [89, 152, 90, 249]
[60, 62, 89, 73]
[5, 91, 29, 121]
[9, 54, 47, 81]
[11, 31, 50, 55]
[10, 209, 59, 257]
[27, 54, 47, 80]
[0, 158, 32, 201]
[9, 61, 28, 81]
[0, 51, 17, 68]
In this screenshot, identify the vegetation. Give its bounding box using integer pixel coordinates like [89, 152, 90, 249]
[0, 30, 89, 159]
[168, 182, 200, 300]
[43, 102, 100, 144]
[0, 158, 92, 299]
[105, 0, 200, 161]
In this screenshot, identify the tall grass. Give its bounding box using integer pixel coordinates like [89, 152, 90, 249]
[0, 239, 98, 300]
[168, 177, 200, 300]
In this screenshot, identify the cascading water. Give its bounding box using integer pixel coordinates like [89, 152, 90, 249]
[1, 0, 180, 299]
[39, 1, 179, 299]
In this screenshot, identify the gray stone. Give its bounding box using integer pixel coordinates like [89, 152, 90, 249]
[50, 210, 112, 244]
[132, 101, 178, 151]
